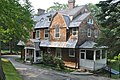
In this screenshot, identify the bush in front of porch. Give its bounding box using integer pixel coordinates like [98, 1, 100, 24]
[42, 53, 65, 69]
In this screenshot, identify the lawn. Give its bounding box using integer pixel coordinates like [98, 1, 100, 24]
[2, 58, 23, 80]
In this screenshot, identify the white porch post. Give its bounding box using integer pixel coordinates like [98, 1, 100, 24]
[25, 48, 27, 62]
[100, 49, 102, 59]
[34, 49, 36, 63]
[93, 50, 96, 70]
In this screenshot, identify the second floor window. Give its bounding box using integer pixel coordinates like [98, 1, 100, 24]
[55, 26, 60, 38]
[72, 28, 78, 36]
[87, 29, 91, 37]
[36, 30, 40, 39]
[87, 19, 93, 24]
[44, 29, 49, 39]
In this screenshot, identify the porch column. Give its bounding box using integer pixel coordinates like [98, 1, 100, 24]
[94, 50, 96, 61]
[93, 50, 96, 70]
[34, 49, 36, 63]
[24, 48, 27, 62]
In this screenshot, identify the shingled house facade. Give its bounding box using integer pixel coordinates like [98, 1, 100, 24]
[20, 0, 107, 70]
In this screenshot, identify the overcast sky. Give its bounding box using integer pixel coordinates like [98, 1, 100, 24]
[28, 0, 105, 13]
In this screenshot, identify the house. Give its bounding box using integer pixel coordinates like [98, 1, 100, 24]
[18, 0, 107, 70]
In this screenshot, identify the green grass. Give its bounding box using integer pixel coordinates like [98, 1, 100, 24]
[2, 58, 23, 80]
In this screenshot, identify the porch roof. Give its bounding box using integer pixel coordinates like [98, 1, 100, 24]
[40, 39, 78, 48]
[79, 41, 97, 48]
[79, 41, 108, 49]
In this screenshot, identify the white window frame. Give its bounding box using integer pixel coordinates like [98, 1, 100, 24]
[69, 49, 75, 57]
[36, 30, 40, 39]
[44, 29, 49, 40]
[87, 29, 91, 37]
[55, 26, 60, 38]
[87, 19, 93, 24]
[72, 28, 78, 36]
[56, 48, 61, 58]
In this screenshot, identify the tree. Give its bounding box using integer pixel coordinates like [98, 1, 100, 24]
[87, 3, 101, 23]
[0, 0, 34, 79]
[96, 0, 120, 56]
[47, 2, 68, 12]
[0, 0, 33, 53]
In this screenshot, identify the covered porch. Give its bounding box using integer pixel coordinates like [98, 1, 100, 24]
[24, 39, 42, 63]
[79, 41, 107, 70]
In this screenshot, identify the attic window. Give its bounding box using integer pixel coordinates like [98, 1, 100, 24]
[87, 19, 93, 24]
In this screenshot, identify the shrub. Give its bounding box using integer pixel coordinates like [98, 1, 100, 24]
[42, 53, 65, 69]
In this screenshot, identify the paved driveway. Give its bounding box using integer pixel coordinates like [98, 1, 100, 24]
[2, 55, 114, 80]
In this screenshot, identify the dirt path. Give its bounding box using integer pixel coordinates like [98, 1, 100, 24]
[2, 55, 114, 80]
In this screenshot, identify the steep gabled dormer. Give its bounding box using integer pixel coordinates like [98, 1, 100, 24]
[49, 12, 70, 42]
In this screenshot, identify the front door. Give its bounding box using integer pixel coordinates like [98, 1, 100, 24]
[80, 50, 86, 67]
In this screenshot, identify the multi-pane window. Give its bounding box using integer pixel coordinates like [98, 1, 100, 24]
[56, 48, 61, 58]
[72, 28, 78, 36]
[87, 19, 93, 24]
[55, 26, 60, 38]
[69, 49, 75, 57]
[87, 29, 91, 37]
[102, 50, 106, 59]
[44, 29, 49, 39]
[36, 30, 40, 39]
[86, 50, 94, 60]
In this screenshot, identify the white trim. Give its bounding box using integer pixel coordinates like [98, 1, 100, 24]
[87, 19, 93, 24]
[69, 49, 75, 57]
[54, 26, 60, 38]
[44, 29, 49, 40]
[36, 30, 40, 39]
[87, 29, 91, 37]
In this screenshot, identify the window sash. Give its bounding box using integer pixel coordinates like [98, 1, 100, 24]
[72, 28, 78, 36]
[87, 29, 91, 37]
[44, 29, 49, 39]
[69, 49, 75, 57]
[88, 19, 93, 24]
[55, 27, 60, 38]
[36, 30, 40, 39]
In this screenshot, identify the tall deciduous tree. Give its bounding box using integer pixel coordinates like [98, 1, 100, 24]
[0, 0, 34, 79]
[47, 2, 68, 12]
[96, 0, 120, 56]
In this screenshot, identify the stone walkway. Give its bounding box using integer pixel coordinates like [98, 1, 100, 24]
[2, 55, 115, 80]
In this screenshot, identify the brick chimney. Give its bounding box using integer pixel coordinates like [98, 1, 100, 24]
[37, 8, 45, 15]
[68, 0, 75, 9]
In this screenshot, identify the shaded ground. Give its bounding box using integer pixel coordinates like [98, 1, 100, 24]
[2, 55, 114, 80]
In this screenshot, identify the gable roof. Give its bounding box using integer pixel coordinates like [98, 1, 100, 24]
[69, 12, 91, 27]
[34, 12, 56, 29]
[59, 5, 84, 18]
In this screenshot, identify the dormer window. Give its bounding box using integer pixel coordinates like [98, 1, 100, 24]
[55, 25, 60, 38]
[48, 17, 52, 21]
[87, 29, 91, 37]
[72, 28, 78, 36]
[87, 19, 93, 24]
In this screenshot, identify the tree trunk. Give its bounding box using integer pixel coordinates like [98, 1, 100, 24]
[9, 40, 13, 54]
[0, 41, 6, 80]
